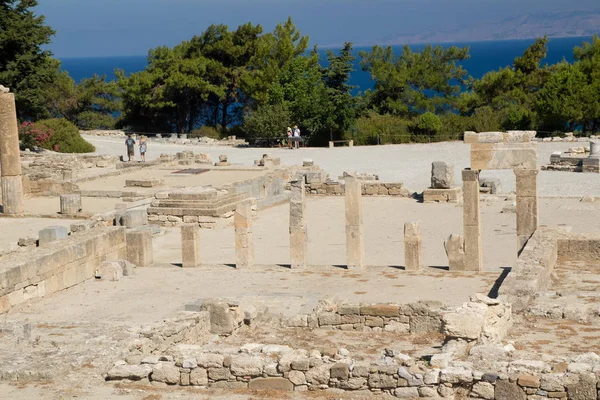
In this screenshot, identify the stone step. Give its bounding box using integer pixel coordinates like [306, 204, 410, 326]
[152, 193, 247, 208]
[164, 187, 218, 201]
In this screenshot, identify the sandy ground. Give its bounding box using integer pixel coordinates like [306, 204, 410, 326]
[84, 135, 600, 197]
[19, 196, 120, 216]
[0, 217, 80, 254]
[77, 167, 265, 193]
[154, 196, 600, 271]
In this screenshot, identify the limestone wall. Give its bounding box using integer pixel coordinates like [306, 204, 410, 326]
[305, 181, 411, 197]
[0, 226, 126, 313]
[284, 302, 444, 334]
[108, 338, 600, 399]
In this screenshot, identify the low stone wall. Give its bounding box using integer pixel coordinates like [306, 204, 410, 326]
[498, 227, 564, 313]
[557, 233, 600, 263]
[284, 301, 444, 334]
[305, 181, 411, 197]
[223, 170, 290, 210]
[108, 335, 600, 399]
[0, 226, 126, 313]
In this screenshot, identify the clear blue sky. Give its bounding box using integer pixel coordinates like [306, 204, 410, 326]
[37, 0, 599, 58]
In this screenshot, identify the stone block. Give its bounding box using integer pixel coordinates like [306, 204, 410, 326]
[346, 224, 364, 270]
[330, 363, 350, 380]
[59, 194, 82, 215]
[471, 142, 538, 170]
[404, 237, 422, 271]
[202, 300, 243, 335]
[344, 175, 363, 227]
[463, 224, 482, 272]
[479, 178, 502, 194]
[248, 377, 293, 391]
[181, 224, 201, 268]
[422, 187, 462, 203]
[431, 161, 454, 189]
[514, 169, 539, 198]
[119, 209, 148, 228]
[516, 196, 538, 237]
[360, 304, 400, 317]
[39, 226, 68, 246]
[290, 226, 307, 270]
[445, 234, 466, 271]
[126, 227, 153, 267]
[495, 379, 526, 400]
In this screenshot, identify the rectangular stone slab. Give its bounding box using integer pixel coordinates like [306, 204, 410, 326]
[471, 143, 538, 170]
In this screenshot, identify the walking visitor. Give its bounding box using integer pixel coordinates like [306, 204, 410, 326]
[139, 136, 147, 162]
[125, 134, 136, 162]
[293, 125, 301, 149]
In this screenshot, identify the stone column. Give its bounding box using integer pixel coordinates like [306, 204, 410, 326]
[590, 140, 600, 158]
[462, 169, 482, 271]
[404, 222, 422, 271]
[345, 171, 364, 269]
[514, 169, 539, 251]
[0, 90, 24, 214]
[126, 227, 153, 267]
[181, 224, 201, 268]
[234, 200, 254, 268]
[60, 194, 82, 215]
[289, 176, 307, 269]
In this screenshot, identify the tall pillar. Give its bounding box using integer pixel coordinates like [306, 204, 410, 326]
[404, 222, 422, 271]
[181, 224, 201, 268]
[0, 90, 24, 214]
[289, 176, 307, 269]
[514, 169, 539, 252]
[462, 169, 482, 271]
[345, 171, 364, 269]
[234, 200, 254, 268]
[126, 227, 153, 267]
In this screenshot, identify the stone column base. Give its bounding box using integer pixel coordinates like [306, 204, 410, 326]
[1, 175, 24, 214]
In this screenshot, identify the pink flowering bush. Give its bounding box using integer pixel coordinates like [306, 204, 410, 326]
[18, 121, 53, 150]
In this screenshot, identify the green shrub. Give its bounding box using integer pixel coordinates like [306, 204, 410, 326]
[190, 125, 221, 140]
[353, 112, 411, 145]
[243, 104, 291, 140]
[37, 118, 96, 153]
[76, 111, 118, 130]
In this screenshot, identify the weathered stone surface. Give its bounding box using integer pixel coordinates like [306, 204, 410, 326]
[288, 370, 306, 385]
[445, 234, 466, 271]
[201, 301, 243, 335]
[181, 224, 201, 268]
[230, 355, 263, 376]
[126, 227, 153, 267]
[196, 353, 224, 368]
[393, 387, 419, 398]
[472, 381, 494, 399]
[440, 367, 473, 383]
[151, 364, 180, 384]
[96, 261, 123, 281]
[518, 374, 540, 388]
[345, 172, 364, 269]
[471, 142, 538, 170]
[431, 161, 454, 189]
[305, 364, 331, 384]
[190, 368, 208, 386]
[330, 363, 350, 380]
[106, 364, 152, 381]
[39, 225, 68, 245]
[248, 377, 293, 391]
[360, 304, 399, 317]
[564, 374, 597, 400]
[208, 367, 233, 381]
[234, 201, 254, 268]
[368, 373, 398, 389]
[495, 379, 526, 400]
[119, 209, 148, 228]
[409, 315, 442, 333]
[443, 301, 487, 340]
[59, 194, 82, 215]
[422, 187, 462, 203]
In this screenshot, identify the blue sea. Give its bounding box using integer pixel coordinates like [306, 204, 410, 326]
[59, 36, 593, 94]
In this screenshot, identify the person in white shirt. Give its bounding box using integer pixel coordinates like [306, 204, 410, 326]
[293, 125, 301, 149]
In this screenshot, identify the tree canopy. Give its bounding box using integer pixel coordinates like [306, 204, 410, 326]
[6, 4, 600, 145]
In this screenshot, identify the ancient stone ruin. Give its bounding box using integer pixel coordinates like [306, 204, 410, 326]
[1, 95, 600, 400]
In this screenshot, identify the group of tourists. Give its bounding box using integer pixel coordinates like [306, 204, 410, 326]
[125, 135, 147, 162]
[286, 125, 302, 149]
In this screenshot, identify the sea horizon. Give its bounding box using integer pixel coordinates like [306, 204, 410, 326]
[58, 36, 595, 95]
